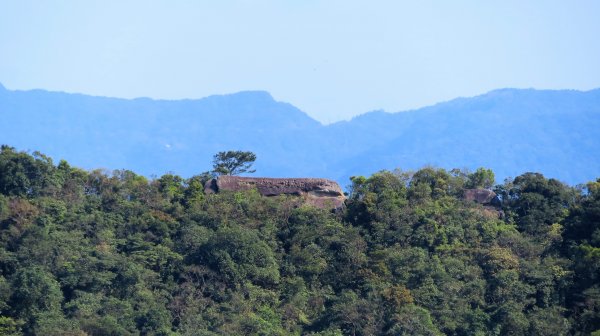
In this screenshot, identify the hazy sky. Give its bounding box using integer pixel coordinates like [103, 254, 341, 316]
[1, 1, 599, 123]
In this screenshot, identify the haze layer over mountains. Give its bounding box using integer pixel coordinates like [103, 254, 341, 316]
[1, 83, 598, 185]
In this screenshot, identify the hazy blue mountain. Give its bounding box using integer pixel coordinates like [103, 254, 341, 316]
[328, 88, 600, 185]
[1, 83, 599, 185]
[0, 85, 323, 178]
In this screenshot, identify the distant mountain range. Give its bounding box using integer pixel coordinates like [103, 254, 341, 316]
[1, 82, 599, 186]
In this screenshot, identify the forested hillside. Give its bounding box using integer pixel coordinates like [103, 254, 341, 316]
[1, 84, 599, 185]
[1, 146, 599, 335]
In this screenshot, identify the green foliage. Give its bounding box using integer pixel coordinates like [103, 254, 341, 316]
[0, 149, 598, 334]
[211, 150, 257, 176]
[201, 226, 280, 287]
[385, 305, 442, 336]
[466, 167, 496, 189]
[10, 267, 63, 317]
[409, 167, 453, 200]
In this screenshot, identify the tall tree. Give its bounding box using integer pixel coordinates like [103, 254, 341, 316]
[211, 151, 257, 176]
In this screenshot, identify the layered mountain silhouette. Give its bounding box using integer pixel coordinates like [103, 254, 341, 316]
[1, 83, 599, 185]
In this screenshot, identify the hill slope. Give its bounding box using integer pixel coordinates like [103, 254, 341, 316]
[1, 148, 599, 334]
[1, 84, 599, 184]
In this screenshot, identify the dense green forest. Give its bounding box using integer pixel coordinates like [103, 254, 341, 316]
[0, 145, 599, 335]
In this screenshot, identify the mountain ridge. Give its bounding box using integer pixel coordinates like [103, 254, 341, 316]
[1, 83, 599, 185]
[3, 82, 599, 122]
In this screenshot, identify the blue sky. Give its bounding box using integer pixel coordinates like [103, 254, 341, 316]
[1, 0, 599, 123]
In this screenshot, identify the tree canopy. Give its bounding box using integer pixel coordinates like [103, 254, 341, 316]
[211, 150, 256, 176]
[0, 147, 599, 335]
